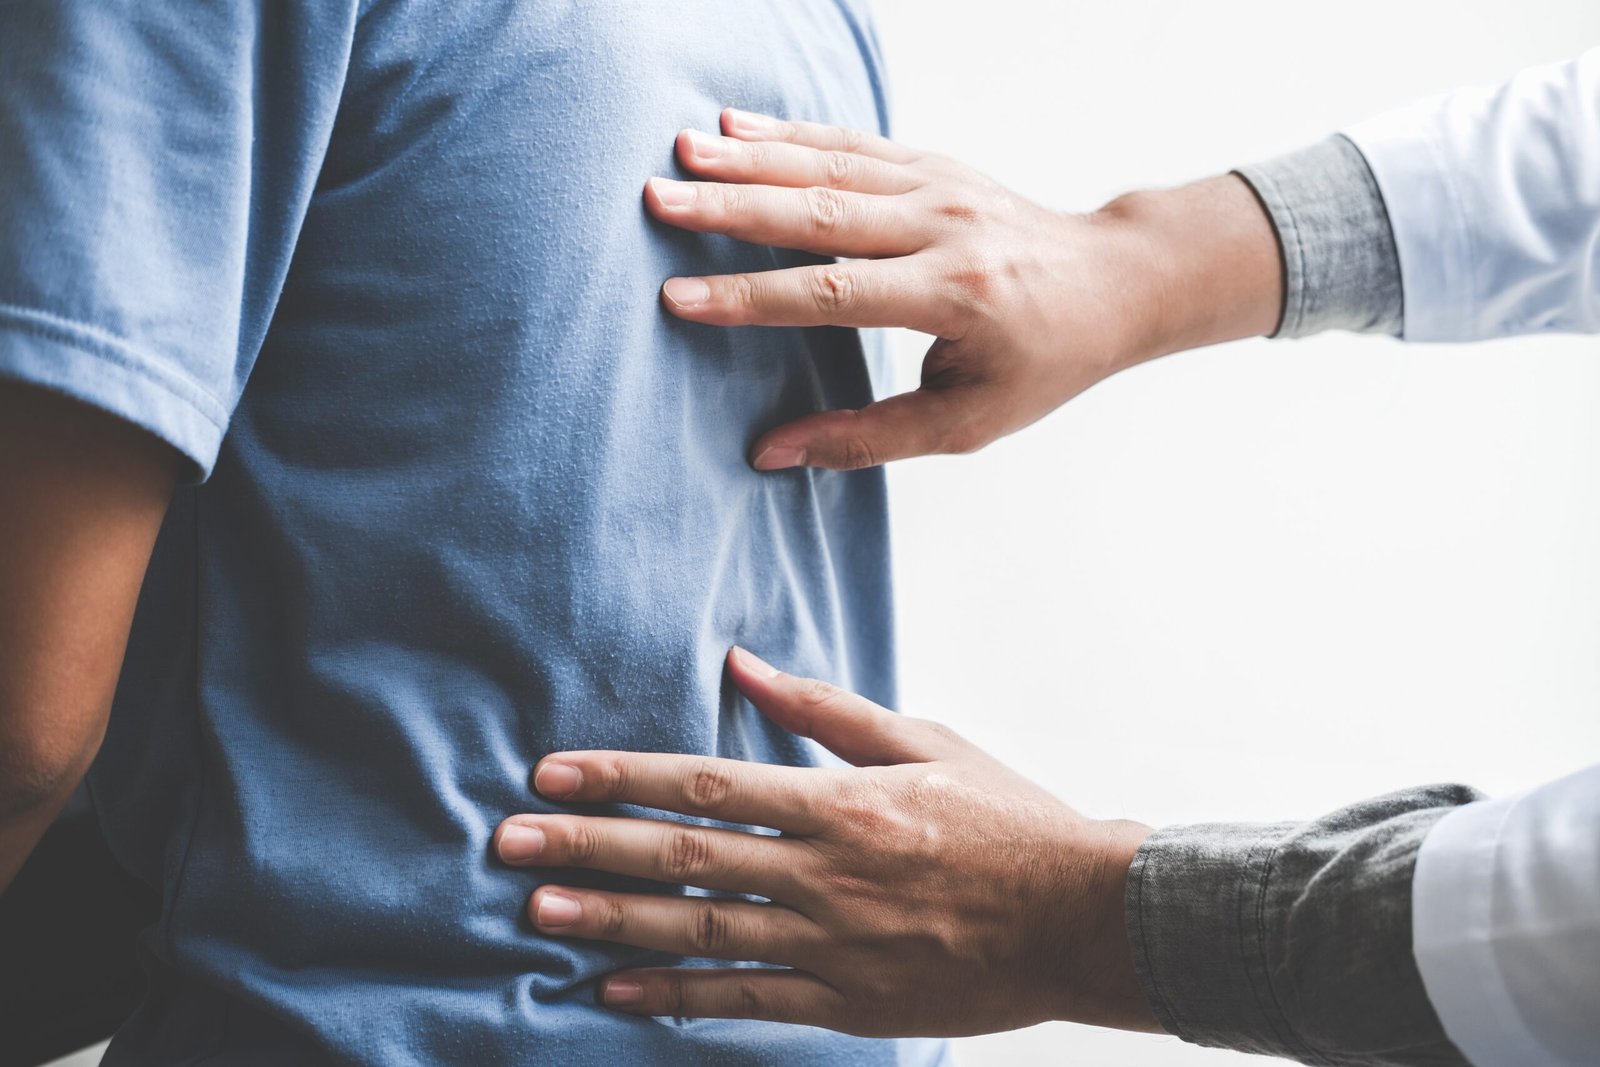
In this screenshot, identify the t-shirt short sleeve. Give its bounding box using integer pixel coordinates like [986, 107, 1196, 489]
[0, 2, 354, 480]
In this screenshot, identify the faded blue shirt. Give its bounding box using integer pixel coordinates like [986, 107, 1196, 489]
[0, 2, 945, 1064]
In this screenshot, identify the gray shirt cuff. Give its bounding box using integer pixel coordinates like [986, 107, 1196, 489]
[1125, 784, 1482, 1066]
[1236, 135, 1404, 339]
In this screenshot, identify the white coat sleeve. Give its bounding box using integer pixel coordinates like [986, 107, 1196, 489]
[1343, 49, 1600, 341]
[1411, 764, 1600, 1066]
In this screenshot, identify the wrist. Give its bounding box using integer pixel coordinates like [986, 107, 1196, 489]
[1094, 174, 1282, 368]
[1051, 817, 1162, 1033]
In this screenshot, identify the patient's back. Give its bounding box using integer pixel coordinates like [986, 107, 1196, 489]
[5, 1, 942, 1063]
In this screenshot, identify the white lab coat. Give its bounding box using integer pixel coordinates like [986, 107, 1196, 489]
[1343, 49, 1600, 1067]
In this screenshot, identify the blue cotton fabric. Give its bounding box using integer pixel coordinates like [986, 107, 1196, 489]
[0, 2, 946, 1064]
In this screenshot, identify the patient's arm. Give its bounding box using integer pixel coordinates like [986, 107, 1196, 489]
[0, 383, 175, 893]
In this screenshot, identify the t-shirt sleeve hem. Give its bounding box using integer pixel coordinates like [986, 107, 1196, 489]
[0, 304, 230, 482]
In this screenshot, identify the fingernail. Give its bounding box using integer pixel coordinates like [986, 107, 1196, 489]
[725, 108, 773, 136]
[602, 980, 644, 1006]
[752, 445, 806, 471]
[536, 891, 581, 928]
[684, 129, 723, 160]
[662, 277, 711, 309]
[650, 177, 695, 208]
[534, 762, 582, 799]
[498, 824, 544, 863]
[731, 646, 781, 679]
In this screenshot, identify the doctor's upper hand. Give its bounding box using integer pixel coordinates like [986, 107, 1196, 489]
[492, 648, 1160, 1038]
[643, 109, 1281, 472]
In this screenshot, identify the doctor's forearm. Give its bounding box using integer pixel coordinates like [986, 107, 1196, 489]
[1096, 133, 1402, 380]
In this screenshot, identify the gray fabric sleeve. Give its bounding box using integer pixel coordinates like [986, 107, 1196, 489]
[1125, 784, 1485, 1067]
[1235, 135, 1404, 339]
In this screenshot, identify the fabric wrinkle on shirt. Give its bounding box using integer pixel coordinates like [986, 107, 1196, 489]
[0, 3, 948, 1065]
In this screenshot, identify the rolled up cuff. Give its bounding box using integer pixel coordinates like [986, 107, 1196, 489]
[1126, 785, 1479, 1066]
[1236, 135, 1404, 339]
[1127, 820, 1313, 1058]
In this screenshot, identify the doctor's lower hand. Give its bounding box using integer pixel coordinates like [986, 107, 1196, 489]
[493, 648, 1160, 1038]
[643, 109, 1281, 471]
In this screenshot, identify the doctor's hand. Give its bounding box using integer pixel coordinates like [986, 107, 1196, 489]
[644, 109, 1281, 471]
[493, 648, 1160, 1038]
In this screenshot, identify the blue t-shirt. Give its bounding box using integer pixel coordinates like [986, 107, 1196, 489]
[0, 3, 947, 1064]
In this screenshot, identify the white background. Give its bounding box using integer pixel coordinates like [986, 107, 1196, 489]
[871, 2, 1600, 1065]
[45, 3, 1600, 1067]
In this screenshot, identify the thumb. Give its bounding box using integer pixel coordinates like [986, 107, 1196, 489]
[726, 647, 947, 766]
[750, 386, 971, 472]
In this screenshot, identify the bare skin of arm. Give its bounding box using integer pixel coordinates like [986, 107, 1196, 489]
[0, 383, 176, 893]
[642, 109, 1281, 470]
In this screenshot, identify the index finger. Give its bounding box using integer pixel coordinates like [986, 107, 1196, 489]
[722, 108, 919, 164]
[532, 751, 836, 836]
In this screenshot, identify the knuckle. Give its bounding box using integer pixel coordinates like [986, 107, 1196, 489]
[737, 979, 770, 1020]
[726, 273, 759, 318]
[809, 267, 857, 315]
[712, 182, 745, 219]
[690, 901, 735, 955]
[828, 773, 944, 859]
[729, 271, 758, 307]
[938, 197, 981, 225]
[795, 676, 845, 711]
[562, 820, 602, 864]
[820, 150, 854, 189]
[836, 434, 879, 471]
[742, 140, 771, 172]
[828, 776, 883, 825]
[593, 894, 628, 937]
[596, 755, 630, 801]
[838, 126, 865, 154]
[661, 826, 714, 882]
[683, 760, 735, 813]
[775, 119, 801, 145]
[660, 973, 692, 1017]
[946, 252, 996, 305]
[803, 186, 847, 237]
